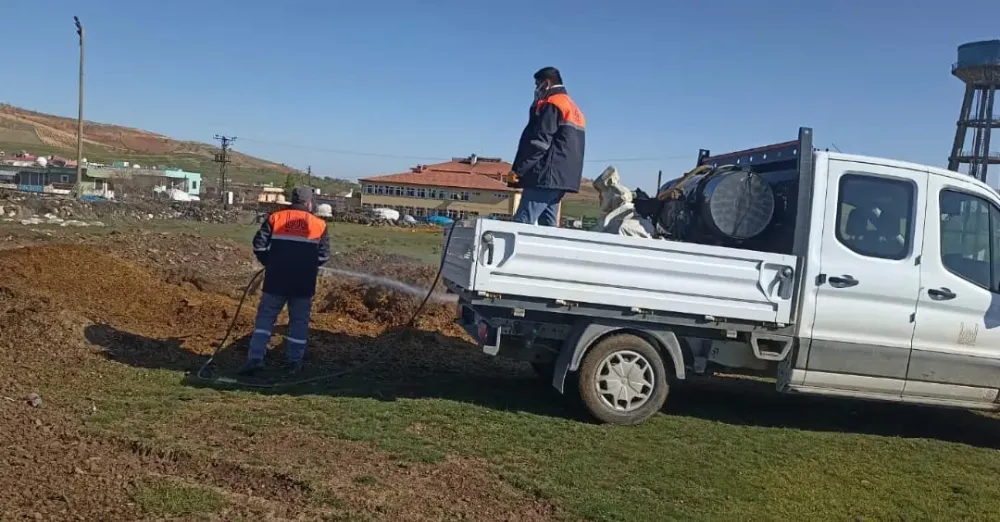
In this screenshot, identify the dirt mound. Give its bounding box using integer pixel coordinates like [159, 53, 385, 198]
[328, 247, 439, 283]
[318, 280, 441, 326]
[0, 286, 100, 395]
[79, 230, 258, 295]
[0, 244, 238, 340]
[316, 248, 455, 329]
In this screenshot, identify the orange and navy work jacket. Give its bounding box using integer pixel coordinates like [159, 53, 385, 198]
[252, 204, 330, 297]
[511, 86, 586, 193]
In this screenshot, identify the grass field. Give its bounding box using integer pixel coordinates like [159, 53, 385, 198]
[561, 199, 602, 219]
[136, 219, 447, 265]
[83, 367, 1000, 521]
[7, 220, 1000, 520]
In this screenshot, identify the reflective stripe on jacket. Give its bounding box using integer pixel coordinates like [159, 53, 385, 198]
[252, 205, 330, 298]
[511, 86, 586, 193]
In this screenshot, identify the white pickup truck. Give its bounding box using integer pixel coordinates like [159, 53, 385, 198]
[441, 127, 1000, 425]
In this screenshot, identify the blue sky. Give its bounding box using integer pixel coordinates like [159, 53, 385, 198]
[1, 1, 998, 189]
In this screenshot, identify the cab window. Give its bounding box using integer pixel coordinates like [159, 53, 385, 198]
[836, 174, 914, 260]
[939, 190, 1000, 292]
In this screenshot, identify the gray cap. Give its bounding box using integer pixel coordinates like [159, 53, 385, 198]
[290, 186, 313, 204]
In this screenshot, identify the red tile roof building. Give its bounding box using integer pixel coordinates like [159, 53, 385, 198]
[359, 154, 540, 220]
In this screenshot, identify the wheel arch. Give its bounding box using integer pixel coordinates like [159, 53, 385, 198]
[551, 320, 687, 394]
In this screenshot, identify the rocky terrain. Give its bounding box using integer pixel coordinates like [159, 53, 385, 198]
[0, 190, 246, 227]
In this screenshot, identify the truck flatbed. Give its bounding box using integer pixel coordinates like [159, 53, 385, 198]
[442, 219, 799, 325]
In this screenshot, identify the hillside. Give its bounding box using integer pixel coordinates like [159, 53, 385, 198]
[0, 104, 357, 193]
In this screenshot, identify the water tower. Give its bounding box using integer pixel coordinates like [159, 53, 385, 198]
[948, 40, 1000, 184]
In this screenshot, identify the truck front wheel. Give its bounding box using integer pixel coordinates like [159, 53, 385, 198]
[577, 333, 669, 425]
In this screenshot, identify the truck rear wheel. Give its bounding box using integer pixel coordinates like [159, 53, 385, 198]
[577, 333, 669, 426]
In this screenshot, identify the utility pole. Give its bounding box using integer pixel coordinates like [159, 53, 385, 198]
[656, 170, 663, 194]
[213, 135, 236, 207]
[73, 16, 85, 198]
[306, 165, 312, 189]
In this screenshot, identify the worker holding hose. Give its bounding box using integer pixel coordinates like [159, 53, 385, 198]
[238, 186, 330, 376]
[506, 66, 586, 227]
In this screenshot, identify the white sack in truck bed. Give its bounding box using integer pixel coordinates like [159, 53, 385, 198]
[591, 166, 655, 238]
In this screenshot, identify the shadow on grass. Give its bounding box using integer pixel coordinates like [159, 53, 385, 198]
[84, 323, 579, 420]
[84, 323, 1000, 449]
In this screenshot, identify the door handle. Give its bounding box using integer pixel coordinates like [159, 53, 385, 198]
[928, 287, 956, 300]
[828, 275, 858, 288]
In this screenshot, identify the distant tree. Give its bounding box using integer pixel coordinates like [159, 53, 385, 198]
[282, 172, 296, 199]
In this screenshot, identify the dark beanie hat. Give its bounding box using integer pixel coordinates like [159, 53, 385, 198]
[291, 186, 313, 204]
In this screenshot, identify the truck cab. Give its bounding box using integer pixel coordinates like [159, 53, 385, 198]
[441, 128, 1000, 425]
[786, 148, 1000, 408]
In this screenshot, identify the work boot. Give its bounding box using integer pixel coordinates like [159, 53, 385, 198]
[283, 360, 303, 377]
[237, 359, 265, 376]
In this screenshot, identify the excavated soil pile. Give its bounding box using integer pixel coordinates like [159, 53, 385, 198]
[0, 243, 463, 368]
[0, 284, 101, 395]
[77, 230, 259, 298]
[317, 247, 456, 329]
[0, 244, 244, 347]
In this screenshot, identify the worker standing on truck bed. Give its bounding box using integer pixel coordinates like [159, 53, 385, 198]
[238, 186, 331, 376]
[507, 66, 586, 226]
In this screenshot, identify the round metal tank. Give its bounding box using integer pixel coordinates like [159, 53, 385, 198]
[956, 40, 1000, 70]
[953, 40, 1000, 84]
[698, 170, 775, 241]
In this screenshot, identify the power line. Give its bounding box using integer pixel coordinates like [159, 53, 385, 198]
[237, 138, 446, 161]
[234, 137, 692, 164]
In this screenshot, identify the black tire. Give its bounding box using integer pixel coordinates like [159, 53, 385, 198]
[577, 333, 669, 426]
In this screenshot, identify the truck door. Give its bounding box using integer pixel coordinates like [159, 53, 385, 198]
[906, 174, 1000, 403]
[804, 159, 927, 397]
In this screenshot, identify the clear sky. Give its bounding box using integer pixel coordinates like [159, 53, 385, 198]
[1, 0, 998, 189]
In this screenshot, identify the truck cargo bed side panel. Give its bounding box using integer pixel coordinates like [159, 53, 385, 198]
[465, 221, 798, 324]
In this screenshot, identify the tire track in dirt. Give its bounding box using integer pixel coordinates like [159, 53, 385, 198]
[112, 437, 313, 502]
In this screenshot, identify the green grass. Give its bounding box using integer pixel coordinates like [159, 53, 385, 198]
[135, 220, 446, 264]
[561, 199, 602, 219]
[132, 479, 226, 517]
[77, 358, 1000, 522]
[1, 219, 446, 265]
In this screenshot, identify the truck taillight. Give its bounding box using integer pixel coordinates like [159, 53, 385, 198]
[478, 324, 488, 342]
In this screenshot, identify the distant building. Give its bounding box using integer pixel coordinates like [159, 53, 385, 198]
[0, 150, 203, 199]
[0, 164, 109, 196]
[358, 154, 536, 220]
[257, 187, 286, 204]
[163, 169, 203, 196]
